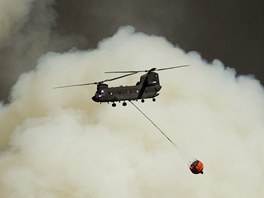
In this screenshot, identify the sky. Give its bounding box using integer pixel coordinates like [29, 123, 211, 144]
[0, 1, 263, 197]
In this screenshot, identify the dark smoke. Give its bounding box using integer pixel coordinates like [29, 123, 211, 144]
[0, 0, 87, 101]
[0, 0, 263, 102]
[54, 0, 264, 80]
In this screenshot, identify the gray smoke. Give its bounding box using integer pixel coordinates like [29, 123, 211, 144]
[0, 0, 87, 101]
[0, 26, 263, 197]
[0, 0, 34, 43]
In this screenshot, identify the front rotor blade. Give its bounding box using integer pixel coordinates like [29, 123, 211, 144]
[53, 82, 98, 89]
[156, 65, 190, 71]
[54, 73, 138, 89]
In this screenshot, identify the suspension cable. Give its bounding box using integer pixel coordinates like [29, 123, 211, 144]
[129, 101, 196, 165]
[129, 101, 178, 149]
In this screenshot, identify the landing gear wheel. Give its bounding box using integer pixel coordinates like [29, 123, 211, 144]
[141, 99, 145, 103]
[152, 98, 156, 102]
[112, 103, 116, 107]
[122, 102, 127, 106]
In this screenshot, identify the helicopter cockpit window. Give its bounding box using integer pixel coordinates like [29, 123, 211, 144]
[97, 89, 105, 97]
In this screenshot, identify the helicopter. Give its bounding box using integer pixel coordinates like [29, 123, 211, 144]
[54, 65, 190, 107]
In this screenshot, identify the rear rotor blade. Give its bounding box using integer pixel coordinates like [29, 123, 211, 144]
[105, 70, 145, 74]
[103, 72, 138, 82]
[156, 65, 190, 71]
[105, 65, 190, 74]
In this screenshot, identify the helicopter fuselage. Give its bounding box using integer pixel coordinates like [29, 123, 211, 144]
[92, 71, 162, 104]
[92, 84, 161, 103]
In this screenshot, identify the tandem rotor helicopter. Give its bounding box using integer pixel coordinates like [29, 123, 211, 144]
[54, 65, 190, 107]
[54, 65, 205, 174]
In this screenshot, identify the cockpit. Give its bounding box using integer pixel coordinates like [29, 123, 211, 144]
[97, 89, 105, 97]
[92, 84, 108, 102]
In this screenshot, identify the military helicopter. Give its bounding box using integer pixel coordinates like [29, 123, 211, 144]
[54, 65, 189, 107]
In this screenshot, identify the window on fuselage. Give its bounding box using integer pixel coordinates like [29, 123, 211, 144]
[148, 81, 157, 85]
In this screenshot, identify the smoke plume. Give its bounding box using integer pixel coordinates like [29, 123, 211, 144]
[0, 0, 87, 101]
[0, 26, 263, 197]
[0, 0, 33, 42]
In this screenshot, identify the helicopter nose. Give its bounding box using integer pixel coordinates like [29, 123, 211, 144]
[92, 95, 101, 102]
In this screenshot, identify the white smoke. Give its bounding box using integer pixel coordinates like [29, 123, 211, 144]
[0, 26, 263, 197]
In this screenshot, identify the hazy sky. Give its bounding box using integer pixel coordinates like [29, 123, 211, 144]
[0, 0, 263, 101]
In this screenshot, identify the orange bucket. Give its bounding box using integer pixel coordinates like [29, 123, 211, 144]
[189, 160, 204, 174]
